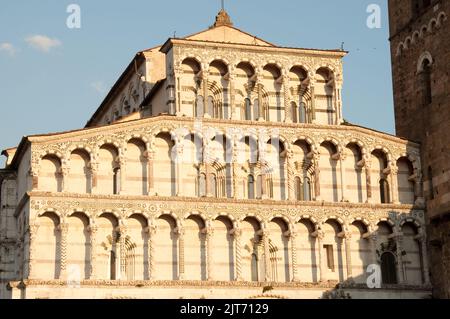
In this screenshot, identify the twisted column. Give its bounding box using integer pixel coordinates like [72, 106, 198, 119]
[117, 226, 127, 280]
[232, 142, 239, 199]
[176, 227, 185, 280]
[290, 230, 299, 282]
[205, 226, 214, 281]
[233, 228, 243, 281]
[27, 224, 39, 279]
[145, 225, 157, 280]
[58, 223, 69, 280]
[88, 225, 98, 279]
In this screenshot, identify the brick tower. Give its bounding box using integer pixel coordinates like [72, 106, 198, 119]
[388, 0, 450, 298]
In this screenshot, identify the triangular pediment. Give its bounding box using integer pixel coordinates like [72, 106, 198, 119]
[185, 25, 275, 47]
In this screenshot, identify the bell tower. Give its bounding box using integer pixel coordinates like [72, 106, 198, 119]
[388, 0, 450, 298]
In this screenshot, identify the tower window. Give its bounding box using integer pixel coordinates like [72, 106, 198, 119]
[421, 59, 432, 105]
[248, 175, 255, 199]
[381, 252, 397, 284]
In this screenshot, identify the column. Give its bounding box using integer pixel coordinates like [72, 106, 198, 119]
[58, 223, 69, 280]
[338, 152, 347, 202]
[26, 224, 39, 279]
[203, 72, 210, 118]
[89, 163, 99, 194]
[389, 164, 400, 204]
[313, 154, 321, 200]
[315, 230, 325, 282]
[176, 227, 185, 280]
[414, 172, 425, 206]
[60, 166, 70, 193]
[257, 81, 264, 121]
[175, 143, 184, 197]
[289, 231, 299, 282]
[370, 233, 378, 265]
[233, 228, 243, 281]
[287, 151, 295, 201]
[262, 229, 271, 282]
[29, 168, 39, 190]
[88, 225, 98, 279]
[117, 226, 127, 280]
[232, 142, 238, 199]
[343, 232, 353, 280]
[229, 73, 237, 120]
[416, 232, 431, 285]
[145, 150, 155, 196]
[145, 225, 157, 280]
[118, 157, 126, 195]
[394, 233, 405, 284]
[365, 159, 373, 203]
[204, 143, 212, 197]
[310, 81, 316, 122]
[283, 75, 292, 123]
[205, 226, 214, 281]
[335, 82, 343, 124]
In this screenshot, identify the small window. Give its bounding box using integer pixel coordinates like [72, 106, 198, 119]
[324, 245, 335, 272]
[113, 168, 120, 195]
[381, 252, 397, 284]
[198, 173, 206, 197]
[304, 177, 311, 201]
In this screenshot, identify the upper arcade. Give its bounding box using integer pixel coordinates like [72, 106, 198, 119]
[85, 9, 347, 128]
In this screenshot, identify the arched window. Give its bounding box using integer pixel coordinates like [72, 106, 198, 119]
[381, 252, 397, 284]
[380, 179, 390, 204]
[251, 253, 259, 282]
[304, 177, 311, 201]
[248, 175, 255, 199]
[294, 177, 303, 200]
[428, 166, 434, 200]
[198, 173, 206, 197]
[421, 59, 432, 105]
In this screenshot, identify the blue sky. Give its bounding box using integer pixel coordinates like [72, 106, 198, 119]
[0, 0, 393, 166]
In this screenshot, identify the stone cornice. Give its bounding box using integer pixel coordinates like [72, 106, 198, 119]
[26, 191, 425, 228]
[161, 38, 347, 58]
[26, 116, 416, 148]
[7, 279, 431, 292]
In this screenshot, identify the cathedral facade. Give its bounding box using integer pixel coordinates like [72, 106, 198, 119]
[0, 10, 432, 299]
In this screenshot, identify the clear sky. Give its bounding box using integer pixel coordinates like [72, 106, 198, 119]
[0, 0, 394, 167]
